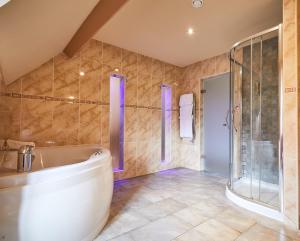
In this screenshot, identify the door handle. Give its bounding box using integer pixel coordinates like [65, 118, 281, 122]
[224, 110, 230, 129]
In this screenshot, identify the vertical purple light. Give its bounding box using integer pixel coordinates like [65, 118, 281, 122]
[161, 85, 172, 163]
[119, 77, 125, 170]
[110, 74, 125, 172]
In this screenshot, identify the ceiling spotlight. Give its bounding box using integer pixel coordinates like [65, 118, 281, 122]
[187, 28, 194, 35]
[79, 71, 85, 76]
[192, 0, 204, 8]
[114, 68, 120, 72]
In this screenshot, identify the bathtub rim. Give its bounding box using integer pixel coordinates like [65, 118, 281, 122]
[0, 144, 112, 189]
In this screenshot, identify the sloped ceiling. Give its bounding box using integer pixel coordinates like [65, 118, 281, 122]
[94, 0, 282, 67]
[0, 0, 282, 84]
[0, 0, 99, 84]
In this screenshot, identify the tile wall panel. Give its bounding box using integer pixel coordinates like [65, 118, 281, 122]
[0, 39, 182, 181]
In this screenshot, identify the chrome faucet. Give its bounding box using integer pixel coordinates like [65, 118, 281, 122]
[17, 145, 35, 172]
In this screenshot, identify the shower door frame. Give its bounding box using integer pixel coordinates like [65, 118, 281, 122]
[228, 24, 283, 212]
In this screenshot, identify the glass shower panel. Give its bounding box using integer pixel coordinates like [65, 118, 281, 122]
[259, 31, 279, 207]
[231, 39, 252, 199]
[251, 36, 263, 201]
[229, 27, 280, 210]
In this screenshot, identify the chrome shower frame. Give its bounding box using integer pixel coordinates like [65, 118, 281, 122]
[228, 24, 283, 212]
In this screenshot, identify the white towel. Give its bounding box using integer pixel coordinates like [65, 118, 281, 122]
[179, 93, 194, 107]
[179, 94, 194, 140]
[6, 139, 35, 150]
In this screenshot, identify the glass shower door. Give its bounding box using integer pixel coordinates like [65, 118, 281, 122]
[230, 27, 281, 210]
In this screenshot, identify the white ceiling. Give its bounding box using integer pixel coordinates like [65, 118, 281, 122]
[0, 0, 99, 84]
[0, 0, 282, 84]
[94, 0, 282, 67]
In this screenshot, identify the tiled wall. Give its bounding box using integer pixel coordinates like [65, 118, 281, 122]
[0, 39, 184, 180]
[282, 0, 300, 227]
[178, 53, 230, 170]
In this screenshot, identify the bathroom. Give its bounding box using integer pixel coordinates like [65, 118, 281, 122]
[0, 0, 299, 240]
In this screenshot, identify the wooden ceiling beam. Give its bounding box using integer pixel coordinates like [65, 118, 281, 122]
[64, 0, 128, 57]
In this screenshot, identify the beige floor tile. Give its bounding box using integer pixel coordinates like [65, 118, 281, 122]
[135, 198, 187, 221]
[96, 168, 300, 241]
[174, 228, 212, 241]
[174, 207, 209, 226]
[95, 210, 149, 241]
[236, 224, 292, 241]
[191, 200, 225, 218]
[255, 215, 300, 240]
[216, 208, 256, 232]
[130, 215, 192, 241]
[108, 233, 135, 241]
[195, 219, 240, 241]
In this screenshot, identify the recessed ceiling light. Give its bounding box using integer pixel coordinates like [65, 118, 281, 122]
[187, 28, 194, 35]
[192, 0, 204, 8]
[79, 71, 85, 76]
[114, 68, 120, 72]
[0, 0, 10, 8]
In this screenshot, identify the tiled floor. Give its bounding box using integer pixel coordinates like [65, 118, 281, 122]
[95, 168, 300, 241]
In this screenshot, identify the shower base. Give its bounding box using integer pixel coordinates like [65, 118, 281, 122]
[225, 185, 283, 222]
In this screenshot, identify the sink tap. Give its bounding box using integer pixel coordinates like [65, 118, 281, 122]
[17, 145, 35, 172]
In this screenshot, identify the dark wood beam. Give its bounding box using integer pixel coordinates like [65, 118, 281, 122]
[64, 0, 128, 57]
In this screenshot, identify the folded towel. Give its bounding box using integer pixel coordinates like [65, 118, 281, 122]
[179, 93, 194, 106]
[6, 139, 35, 150]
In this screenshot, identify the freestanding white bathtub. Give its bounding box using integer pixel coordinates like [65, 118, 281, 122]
[0, 144, 113, 241]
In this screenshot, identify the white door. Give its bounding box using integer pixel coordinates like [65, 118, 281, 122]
[203, 73, 230, 176]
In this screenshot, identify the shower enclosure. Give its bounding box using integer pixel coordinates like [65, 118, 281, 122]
[228, 25, 282, 213]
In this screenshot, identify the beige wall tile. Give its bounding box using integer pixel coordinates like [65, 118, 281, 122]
[152, 59, 164, 78]
[137, 74, 152, 107]
[137, 108, 152, 141]
[6, 79, 21, 93]
[80, 39, 102, 73]
[0, 97, 21, 140]
[136, 141, 152, 176]
[1, 38, 202, 180]
[103, 43, 121, 68]
[138, 54, 152, 76]
[101, 105, 110, 144]
[282, 0, 299, 227]
[215, 53, 230, 74]
[101, 64, 114, 103]
[79, 104, 101, 144]
[20, 99, 53, 146]
[52, 101, 79, 145]
[119, 142, 137, 179]
[80, 68, 101, 101]
[125, 107, 138, 142]
[151, 110, 161, 143]
[22, 60, 53, 96]
[54, 53, 79, 98]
